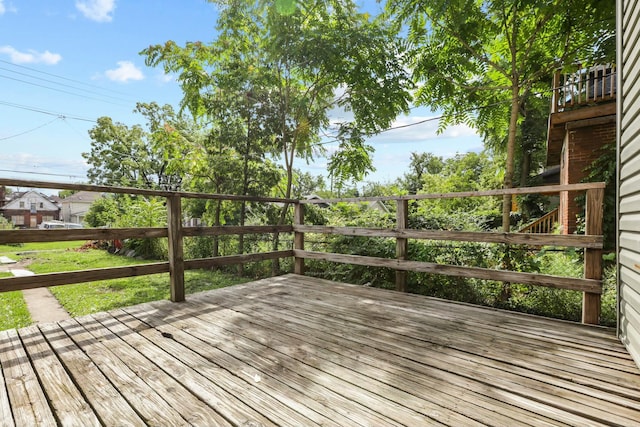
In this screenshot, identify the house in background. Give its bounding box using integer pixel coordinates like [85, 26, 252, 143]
[545, 64, 616, 233]
[60, 191, 103, 224]
[0, 190, 60, 228]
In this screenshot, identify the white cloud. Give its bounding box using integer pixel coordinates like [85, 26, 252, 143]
[0, 46, 62, 65]
[0, 153, 88, 181]
[0, 1, 5, 14]
[104, 61, 144, 82]
[157, 73, 175, 84]
[76, 0, 115, 22]
[369, 116, 479, 144]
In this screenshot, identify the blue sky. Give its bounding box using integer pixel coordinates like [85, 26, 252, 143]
[0, 0, 482, 187]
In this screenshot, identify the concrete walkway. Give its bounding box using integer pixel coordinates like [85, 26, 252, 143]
[2, 258, 70, 323]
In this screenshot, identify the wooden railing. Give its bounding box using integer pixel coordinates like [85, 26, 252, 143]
[551, 64, 616, 114]
[0, 179, 605, 324]
[518, 208, 559, 234]
[0, 178, 296, 302]
[294, 183, 605, 324]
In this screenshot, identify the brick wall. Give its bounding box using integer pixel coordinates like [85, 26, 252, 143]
[560, 121, 616, 233]
[1, 209, 60, 228]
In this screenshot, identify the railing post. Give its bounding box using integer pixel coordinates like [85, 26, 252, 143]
[552, 70, 560, 113]
[396, 199, 408, 292]
[582, 188, 604, 324]
[167, 195, 185, 302]
[294, 203, 305, 275]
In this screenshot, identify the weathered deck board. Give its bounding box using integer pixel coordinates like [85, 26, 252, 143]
[1, 274, 640, 426]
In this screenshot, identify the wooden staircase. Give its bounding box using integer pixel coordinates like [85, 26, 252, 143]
[518, 208, 559, 234]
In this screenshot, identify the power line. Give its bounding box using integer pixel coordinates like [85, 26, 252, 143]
[0, 117, 61, 141]
[0, 59, 135, 99]
[0, 168, 86, 179]
[0, 100, 96, 122]
[0, 74, 132, 107]
[0, 66, 135, 104]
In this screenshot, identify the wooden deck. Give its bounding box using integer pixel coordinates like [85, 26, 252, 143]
[1, 274, 639, 426]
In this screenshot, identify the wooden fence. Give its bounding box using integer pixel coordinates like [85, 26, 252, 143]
[0, 179, 605, 324]
[294, 182, 605, 324]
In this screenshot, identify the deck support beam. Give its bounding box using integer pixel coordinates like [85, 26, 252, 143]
[167, 195, 185, 302]
[396, 199, 408, 292]
[294, 203, 305, 275]
[583, 188, 604, 324]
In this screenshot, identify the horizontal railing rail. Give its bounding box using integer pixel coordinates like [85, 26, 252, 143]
[293, 182, 605, 324]
[0, 179, 296, 301]
[0, 179, 605, 324]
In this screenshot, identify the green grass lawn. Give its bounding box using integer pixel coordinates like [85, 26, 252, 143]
[0, 241, 86, 254]
[0, 272, 32, 331]
[0, 240, 252, 322]
[50, 269, 250, 316]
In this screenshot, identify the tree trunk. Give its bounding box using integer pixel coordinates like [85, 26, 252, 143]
[502, 84, 520, 232]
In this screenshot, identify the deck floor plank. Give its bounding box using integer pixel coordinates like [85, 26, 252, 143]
[284, 278, 640, 396]
[93, 309, 314, 427]
[123, 300, 413, 427]
[0, 332, 15, 427]
[2, 273, 640, 426]
[183, 279, 614, 426]
[183, 297, 554, 427]
[294, 275, 636, 365]
[184, 286, 573, 427]
[57, 317, 191, 426]
[75, 312, 235, 427]
[37, 322, 147, 426]
[114, 306, 376, 427]
[0, 329, 56, 426]
[247, 277, 640, 425]
[16, 325, 100, 426]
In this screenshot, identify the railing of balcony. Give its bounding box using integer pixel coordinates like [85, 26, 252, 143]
[551, 64, 616, 114]
[0, 178, 605, 324]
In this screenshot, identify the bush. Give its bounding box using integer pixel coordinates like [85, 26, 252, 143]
[116, 197, 168, 260]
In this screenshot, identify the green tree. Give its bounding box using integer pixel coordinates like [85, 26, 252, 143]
[83, 102, 194, 190]
[143, 0, 413, 271]
[84, 197, 121, 228]
[400, 152, 445, 194]
[143, 0, 412, 206]
[417, 151, 502, 226]
[386, 0, 614, 231]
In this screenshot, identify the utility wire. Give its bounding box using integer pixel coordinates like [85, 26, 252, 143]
[0, 59, 135, 99]
[0, 116, 61, 141]
[0, 168, 86, 179]
[0, 74, 132, 107]
[0, 100, 96, 122]
[0, 66, 135, 104]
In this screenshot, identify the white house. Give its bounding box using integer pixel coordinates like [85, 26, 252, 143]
[61, 191, 103, 224]
[0, 190, 60, 228]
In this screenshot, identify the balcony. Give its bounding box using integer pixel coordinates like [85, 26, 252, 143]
[0, 178, 638, 425]
[551, 64, 616, 114]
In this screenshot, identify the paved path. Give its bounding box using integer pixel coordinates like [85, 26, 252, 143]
[2, 258, 70, 323]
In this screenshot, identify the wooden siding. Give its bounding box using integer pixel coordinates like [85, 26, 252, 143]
[1, 275, 640, 426]
[618, 0, 640, 368]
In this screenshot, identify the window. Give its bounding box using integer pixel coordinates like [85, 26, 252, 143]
[19, 201, 24, 208]
[39, 202, 44, 208]
[41, 215, 54, 222]
[11, 216, 24, 225]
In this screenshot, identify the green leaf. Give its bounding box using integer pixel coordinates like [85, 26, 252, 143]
[275, 0, 297, 15]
